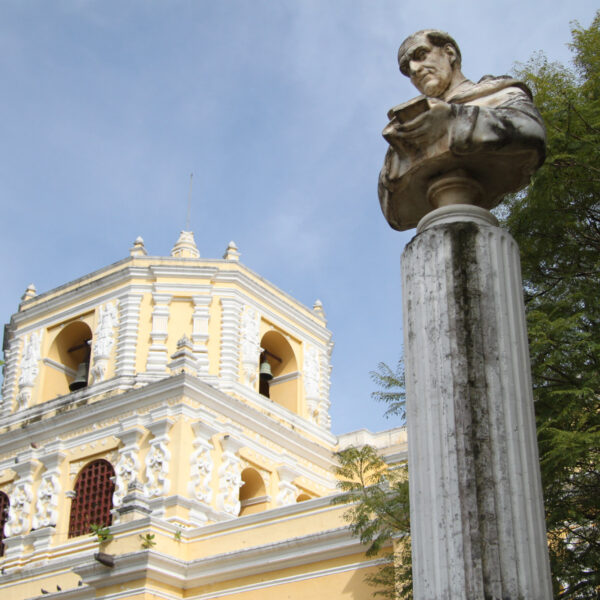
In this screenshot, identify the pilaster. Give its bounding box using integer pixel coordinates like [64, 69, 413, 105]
[303, 344, 321, 424]
[112, 417, 146, 509]
[90, 301, 118, 384]
[144, 413, 175, 499]
[4, 449, 40, 539]
[216, 435, 244, 516]
[115, 292, 143, 379]
[276, 464, 300, 507]
[1, 334, 22, 417]
[188, 421, 219, 524]
[16, 330, 42, 410]
[32, 441, 66, 533]
[218, 296, 243, 391]
[192, 295, 212, 376]
[146, 293, 173, 375]
[240, 306, 260, 389]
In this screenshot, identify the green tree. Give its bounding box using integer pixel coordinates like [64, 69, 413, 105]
[505, 12, 600, 599]
[333, 362, 410, 598]
[333, 445, 411, 599]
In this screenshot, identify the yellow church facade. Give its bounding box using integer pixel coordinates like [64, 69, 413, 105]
[0, 232, 406, 600]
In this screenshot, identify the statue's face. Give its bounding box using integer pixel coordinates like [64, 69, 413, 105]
[402, 35, 455, 98]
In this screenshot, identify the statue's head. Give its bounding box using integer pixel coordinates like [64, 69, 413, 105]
[397, 30, 462, 98]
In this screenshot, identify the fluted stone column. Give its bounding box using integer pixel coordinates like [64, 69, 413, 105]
[402, 205, 552, 600]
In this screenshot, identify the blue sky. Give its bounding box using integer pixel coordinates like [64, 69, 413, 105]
[1, 1, 597, 435]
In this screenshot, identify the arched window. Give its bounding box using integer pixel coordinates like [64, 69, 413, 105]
[0, 491, 9, 557]
[239, 468, 268, 516]
[258, 331, 299, 414]
[42, 321, 92, 401]
[68, 459, 115, 538]
[296, 493, 311, 502]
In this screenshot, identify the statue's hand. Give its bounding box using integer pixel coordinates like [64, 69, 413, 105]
[383, 99, 453, 152]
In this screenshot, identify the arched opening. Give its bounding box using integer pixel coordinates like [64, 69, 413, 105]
[258, 331, 299, 414]
[44, 321, 92, 400]
[68, 459, 115, 538]
[296, 493, 311, 502]
[0, 491, 9, 557]
[239, 468, 268, 516]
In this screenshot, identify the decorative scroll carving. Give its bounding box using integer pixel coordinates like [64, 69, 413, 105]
[33, 474, 60, 529]
[318, 342, 333, 430]
[1, 335, 21, 415]
[144, 441, 170, 498]
[303, 344, 321, 424]
[113, 450, 141, 507]
[240, 307, 260, 387]
[90, 301, 118, 384]
[276, 465, 299, 507]
[144, 418, 174, 499]
[216, 436, 243, 516]
[16, 331, 41, 409]
[189, 441, 214, 504]
[5, 481, 33, 536]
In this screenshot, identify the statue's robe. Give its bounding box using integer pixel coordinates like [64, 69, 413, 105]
[378, 76, 546, 230]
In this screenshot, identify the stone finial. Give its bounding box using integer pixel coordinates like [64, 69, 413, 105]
[176, 335, 193, 351]
[171, 231, 200, 259]
[129, 236, 148, 257]
[167, 335, 198, 376]
[223, 241, 240, 261]
[312, 299, 326, 320]
[21, 284, 37, 302]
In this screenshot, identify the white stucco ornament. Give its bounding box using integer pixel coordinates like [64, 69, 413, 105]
[216, 436, 243, 516]
[303, 344, 321, 424]
[5, 482, 33, 536]
[240, 307, 260, 387]
[16, 331, 42, 409]
[90, 301, 118, 384]
[113, 450, 140, 506]
[171, 230, 200, 258]
[144, 442, 171, 497]
[33, 474, 60, 529]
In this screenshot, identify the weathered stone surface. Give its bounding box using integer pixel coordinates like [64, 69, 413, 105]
[402, 205, 552, 599]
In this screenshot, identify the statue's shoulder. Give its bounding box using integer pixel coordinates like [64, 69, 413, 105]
[449, 75, 533, 104]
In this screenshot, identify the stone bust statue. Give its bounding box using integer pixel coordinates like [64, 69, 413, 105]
[378, 30, 546, 231]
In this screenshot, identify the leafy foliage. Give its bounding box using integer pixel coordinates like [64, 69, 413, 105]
[89, 523, 113, 544]
[140, 533, 157, 549]
[333, 445, 411, 598]
[370, 359, 406, 423]
[505, 12, 600, 599]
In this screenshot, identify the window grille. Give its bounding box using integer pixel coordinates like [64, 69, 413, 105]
[0, 491, 9, 557]
[68, 459, 115, 538]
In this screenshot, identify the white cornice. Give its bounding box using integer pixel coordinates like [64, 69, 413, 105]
[14, 262, 151, 327]
[13, 258, 329, 345]
[13, 282, 151, 335]
[212, 275, 330, 347]
[75, 526, 370, 591]
[228, 380, 336, 447]
[148, 265, 219, 279]
[0, 375, 338, 475]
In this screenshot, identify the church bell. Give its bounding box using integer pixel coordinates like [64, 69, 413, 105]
[69, 361, 89, 391]
[259, 359, 273, 381]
